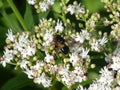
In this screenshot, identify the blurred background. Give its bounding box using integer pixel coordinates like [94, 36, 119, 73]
[0, 0, 107, 90]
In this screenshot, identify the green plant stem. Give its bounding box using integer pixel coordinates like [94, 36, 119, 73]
[6, 0, 28, 31]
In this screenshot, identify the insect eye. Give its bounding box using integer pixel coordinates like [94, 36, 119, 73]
[61, 45, 69, 54]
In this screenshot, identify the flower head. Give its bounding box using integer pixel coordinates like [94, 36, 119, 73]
[80, 48, 90, 59]
[44, 52, 54, 63]
[19, 59, 30, 69]
[98, 36, 108, 46]
[91, 40, 99, 51]
[6, 29, 15, 42]
[0, 47, 14, 67]
[14, 33, 36, 58]
[43, 30, 53, 46]
[39, 2, 49, 12]
[98, 66, 114, 86]
[67, 3, 85, 15]
[55, 19, 64, 32]
[34, 73, 51, 87]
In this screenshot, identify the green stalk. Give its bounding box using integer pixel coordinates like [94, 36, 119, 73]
[6, 0, 28, 31]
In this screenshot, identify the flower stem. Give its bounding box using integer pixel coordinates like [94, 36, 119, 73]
[6, 0, 28, 31]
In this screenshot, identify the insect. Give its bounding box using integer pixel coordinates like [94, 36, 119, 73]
[53, 35, 69, 54]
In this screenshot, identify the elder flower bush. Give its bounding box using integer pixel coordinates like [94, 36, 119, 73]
[0, 0, 120, 90]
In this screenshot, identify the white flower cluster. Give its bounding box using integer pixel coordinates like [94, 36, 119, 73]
[67, 3, 85, 15]
[1, 0, 120, 89]
[0, 47, 14, 67]
[0, 16, 109, 89]
[71, 29, 108, 52]
[69, 47, 90, 66]
[27, 0, 55, 12]
[90, 36, 108, 51]
[23, 61, 52, 87]
[39, 0, 55, 12]
[14, 33, 36, 58]
[85, 13, 101, 31]
[58, 66, 85, 86]
[111, 22, 120, 40]
[107, 48, 120, 71]
[76, 67, 114, 90]
[77, 47, 120, 90]
[75, 30, 90, 43]
[0, 30, 36, 67]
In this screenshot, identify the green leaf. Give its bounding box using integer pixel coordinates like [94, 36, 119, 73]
[24, 4, 49, 30]
[1, 11, 22, 33]
[52, 1, 61, 13]
[24, 3, 34, 30]
[80, 79, 93, 86]
[0, 26, 7, 50]
[62, 86, 68, 90]
[1, 74, 33, 90]
[83, 0, 104, 13]
[32, 11, 49, 25]
[0, 1, 3, 8]
[61, 0, 69, 4]
[38, 11, 49, 20]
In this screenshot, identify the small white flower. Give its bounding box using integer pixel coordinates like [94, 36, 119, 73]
[0, 47, 14, 67]
[15, 33, 29, 52]
[74, 67, 84, 76]
[39, 2, 49, 12]
[43, 30, 53, 46]
[61, 74, 71, 86]
[31, 61, 44, 71]
[25, 45, 36, 56]
[80, 48, 90, 59]
[69, 53, 80, 66]
[48, 65, 58, 74]
[75, 4, 85, 14]
[19, 59, 30, 69]
[75, 30, 90, 43]
[98, 66, 114, 86]
[73, 67, 84, 82]
[59, 66, 69, 76]
[110, 56, 120, 71]
[88, 81, 112, 90]
[34, 73, 51, 87]
[44, 53, 54, 63]
[91, 40, 99, 51]
[55, 19, 64, 32]
[98, 36, 108, 46]
[67, 5, 75, 15]
[67, 3, 85, 15]
[23, 68, 34, 79]
[47, 0, 55, 5]
[27, 0, 36, 5]
[6, 29, 15, 42]
[75, 34, 84, 43]
[43, 30, 53, 41]
[74, 74, 83, 83]
[81, 30, 90, 40]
